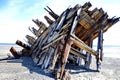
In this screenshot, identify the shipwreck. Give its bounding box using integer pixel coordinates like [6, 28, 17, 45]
[10, 2, 120, 80]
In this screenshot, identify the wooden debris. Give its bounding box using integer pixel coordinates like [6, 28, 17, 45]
[10, 2, 120, 80]
[9, 47, 21, 59]
[16, 40, 31, 50]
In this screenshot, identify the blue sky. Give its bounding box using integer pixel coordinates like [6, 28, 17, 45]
[0, 0, 120, 45]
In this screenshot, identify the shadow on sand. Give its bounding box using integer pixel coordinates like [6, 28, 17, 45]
[65, 62, 98, 74]
[21, 57, 98, 77]
[21, 57, 54, 78]
[0, 56, 98, 78]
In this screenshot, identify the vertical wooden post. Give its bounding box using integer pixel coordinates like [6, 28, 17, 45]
[96, 29, 103, 71]
[59, 8, 82, 79]
[60, 7, 82, 79]
[60, 38, 72, 79]
[85, 37, 93, 69]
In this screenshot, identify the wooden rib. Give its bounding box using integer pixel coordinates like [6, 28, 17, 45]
[16, 40, 31, 50]
[70, 34, 97, 56]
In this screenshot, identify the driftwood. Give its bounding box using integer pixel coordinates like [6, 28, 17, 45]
[10, 2, 120, 80]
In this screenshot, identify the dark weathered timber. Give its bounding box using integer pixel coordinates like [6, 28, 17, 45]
[96, 28, 103, 71]
[80, 13, 108, 41]
[60, 39, 72, 79]
[70, 47, 86, 59]
[25, 35, 35, 45]
[70, 34, 97, 56]
[44, 16, 54, 25]
[9, 47, 20, 58]
[16, 40, 31, 50]
[82, 2, 92, 11]
[44, 6, 59, 20]
[85, 37, 93, 69]
[28, 27, 39, 36]
[32, 19, 47, 31]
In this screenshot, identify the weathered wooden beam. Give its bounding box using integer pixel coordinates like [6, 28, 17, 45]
[43, 9, 70, 45]
[84, 37, 93, 69]
[59, 8, 82, 79]
[70, 8, 82, 34]
[42, 35, 64, 50]
[96, 28, 103, 71]
[16, 40, 31, 50]
[80, 13, 108, 41]
[66, 4, 80, 20]
[9, 47, 21, 59]
[21, 49, 30, 56]
[59, 22, 74, 79]
[44, 15, 54, 25]
[75, 24, 84, 35]
[37, 48, 48, 65]
[82, 2, 92, 11]
[31, 14, 66, 61]
[103, 17, 120, 32]
[60, 39, 72, 79]
[78, 10, 105, 38]
[51, 8, 80, 78]
[25, 35, 35, 45]
[70, 34, 97, 56]
[50, 45, 59, 70]
[30, 22, 55, 56]
[70, 47, 86, 59]
[32, 19, 47, 30]
[63, 70, 71, 80]
[41, 47, 54, 69]
[44, 6, 59, 20]
[31, 23, 58, 58]
[50, 38, 65, 70]
[91, 8, 104, 21]
[28, 27, 39, 36]
[85, 16, 117, 43]
[68, 54, 76, 63]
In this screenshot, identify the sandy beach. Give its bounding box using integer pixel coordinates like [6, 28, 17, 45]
[0, 54, 120, 80]
[0, 56, 54, 80]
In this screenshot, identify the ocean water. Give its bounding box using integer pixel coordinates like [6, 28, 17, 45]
[93, 45, 120, 58]
[0, 43, 120, 58]
[103, 46, 120, 58]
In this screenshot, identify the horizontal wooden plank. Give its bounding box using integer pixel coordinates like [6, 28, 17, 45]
[70, 34, 97, 56]
[70, 47, 86, 59]
[42, 35, 65, 50]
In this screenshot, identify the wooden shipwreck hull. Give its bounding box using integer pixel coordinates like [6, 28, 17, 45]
[10, 2, 120, 80]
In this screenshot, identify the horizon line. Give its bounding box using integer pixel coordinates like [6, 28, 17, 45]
[0, 43, 120, 47]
